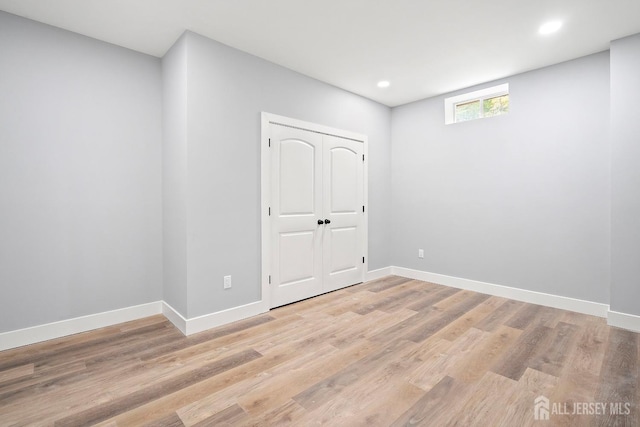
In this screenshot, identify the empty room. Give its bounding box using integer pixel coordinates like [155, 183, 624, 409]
[1, 1, 639, 425]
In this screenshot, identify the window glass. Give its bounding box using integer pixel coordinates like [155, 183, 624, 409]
[483, 94, 509, 117]
[455, 100, 481, 122]
[444, 83, 509, 124]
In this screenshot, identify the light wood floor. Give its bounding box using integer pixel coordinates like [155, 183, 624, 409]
[0, 276, 638, 426]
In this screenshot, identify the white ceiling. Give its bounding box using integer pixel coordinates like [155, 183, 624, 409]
[1, 0, 639, 107]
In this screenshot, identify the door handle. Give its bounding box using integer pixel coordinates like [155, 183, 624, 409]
[324, 219, 331, 224]
[317, 219, 324, 225]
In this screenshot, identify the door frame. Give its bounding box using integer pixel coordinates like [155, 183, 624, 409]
[260, 112, 369, 309]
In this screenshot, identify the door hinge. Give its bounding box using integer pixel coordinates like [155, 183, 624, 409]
[362, 256, 365, 263]
[269, 207, 271, 216]
[269, 138, 271, 147]
[362, 154, 365, 162]
[362, 205, 365, 213]
[269, 275, 271, 284]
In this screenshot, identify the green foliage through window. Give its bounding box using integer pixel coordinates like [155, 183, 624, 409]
[445, 84, 509, 125]
[483, 95, 509, 117]
[454, 94, 509, 123]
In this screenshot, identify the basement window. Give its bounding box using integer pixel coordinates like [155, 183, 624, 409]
[444, 83, 509, 124]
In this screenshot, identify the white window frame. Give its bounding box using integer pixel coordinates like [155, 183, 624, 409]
[444, 83, 509, 124]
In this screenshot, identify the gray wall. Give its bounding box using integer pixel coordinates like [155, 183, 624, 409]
[181, 32, 391, 318]
[0, 12, 163, 333]
[391, 52, 611, 304]
[161, 34, 189, 315]
[4, 9, 637, 333]
[610, 34, 640, 315]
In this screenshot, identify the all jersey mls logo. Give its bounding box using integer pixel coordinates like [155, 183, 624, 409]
[534, 395, 632, 420]
[534, 395, 550, 420]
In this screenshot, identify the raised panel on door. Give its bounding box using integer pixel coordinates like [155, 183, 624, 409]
[322, 135, 364, 292]
[270, 125, 323, 307]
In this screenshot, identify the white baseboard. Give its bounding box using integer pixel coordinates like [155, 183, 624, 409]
[391, 266, 609, 318]
[0, 267, 633, 352]
[0, 298, 268, 351]
[366, 267, 393, 282]
[0, 301, 162, 352]
[185, 300, 267, 336]
[162, 302, 187, 335]
[607, 310, 640, 333]
[178, 267, 398, 337]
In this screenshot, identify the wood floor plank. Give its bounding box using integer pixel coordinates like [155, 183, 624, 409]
[505, 303, 544, 330]
[0, 327, 201, 413]
[354, 287, 423, 315]
[528, 321, 580, 377]
[239, 400, 307, 426]
[349, 275, 413, 293]
[136, 315, 274, 362]
[406, 286, 460, 311]
[0, 363, 34, 385]
[0, 319, 172, 372]
[443, 370, 521, 426]
[320, 290, 380, 317]
[450, 324, 522, 383]
[97, 343, 300, 426]
[141, 412, 185, 427]
[0, 314, 168, 367]
[490, 323, 553, 381]
[390, 375, 465, 426]
[0, 275, 637, 426]
[403, 292, 491, 343]
[303, 381, 424, 427]
[322, 280, 428, 318]
[346, 382, 424, 427]
[406, 327, 487, 391]
[237, 344, 345, 415]
[475, 299, 524, 331]
[519, 367, 560, 396]
[53, 350, 261, 427]
[368, 306, 442, 344]
[175, 342, 341, 425]
[291, 339, 417, 411]
[252, 310, 361, 355]
[435, 296, 506, 342]
[270, 287, 352, 318]
[190, 403, 248, 427]
[295, 332, 464, 426]
[0, 360, 88, 400]
[2, 329, 269, 422]
[593, 328, 638, 427]
[329, 308, 416, 349]
[326, 309, 388, 348]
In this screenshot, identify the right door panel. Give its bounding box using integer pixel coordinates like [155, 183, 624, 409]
[322, 135, 364, 292]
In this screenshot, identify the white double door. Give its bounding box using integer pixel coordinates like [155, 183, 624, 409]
[270, 124, 364, 308]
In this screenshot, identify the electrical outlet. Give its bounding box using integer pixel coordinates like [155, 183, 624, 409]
[224, 275, 232, 289]
[418, 249, 424, 259]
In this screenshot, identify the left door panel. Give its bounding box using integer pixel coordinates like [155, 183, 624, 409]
[270, 125, 324, 307]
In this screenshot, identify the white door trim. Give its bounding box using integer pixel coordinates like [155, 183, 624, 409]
[261, 112, 368, 309]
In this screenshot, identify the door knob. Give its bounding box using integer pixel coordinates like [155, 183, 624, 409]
[324, 219, 331, 224]
[317, 219, 324, 225]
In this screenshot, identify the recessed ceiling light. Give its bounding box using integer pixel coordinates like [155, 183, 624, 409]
[377, 80, 390, 88]
[539, 21, 562, 35]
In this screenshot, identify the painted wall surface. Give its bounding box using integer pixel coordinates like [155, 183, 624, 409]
[182, 32, 391, 317]
[0, 12, 163, 333]
[391, 52, 611, 304]
[610, 33, 640, 316]
[4, 9, 639, 336]
[161, 34, 189, 315]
